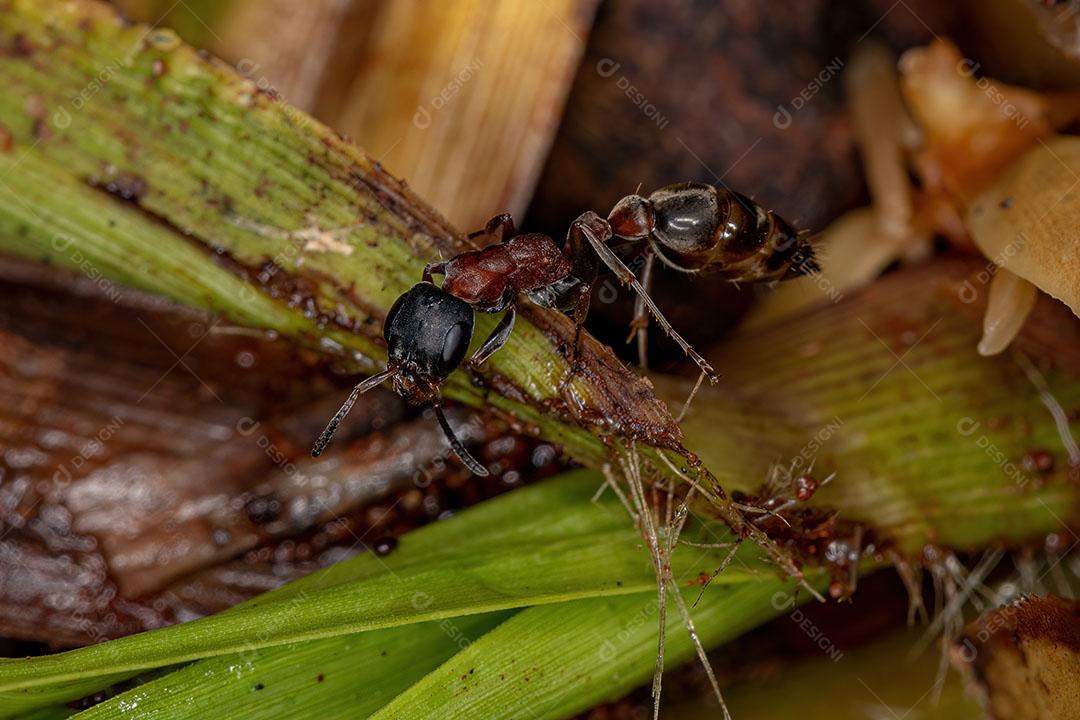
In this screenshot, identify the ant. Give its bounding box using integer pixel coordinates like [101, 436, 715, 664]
[311, 182, 816, 473]
[606, 183, 818, 368]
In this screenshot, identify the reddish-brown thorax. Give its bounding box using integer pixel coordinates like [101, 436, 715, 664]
[441, 233, 571, 309]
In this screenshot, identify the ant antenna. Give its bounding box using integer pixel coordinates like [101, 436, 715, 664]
[311, 367, 397, 457]
[432, 400, 489, 476]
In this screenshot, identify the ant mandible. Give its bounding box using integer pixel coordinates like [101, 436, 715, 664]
[311, 182, 817, 474]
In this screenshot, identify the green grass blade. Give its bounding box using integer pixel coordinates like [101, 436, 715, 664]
[369, 580, 814, 720]
[13, 708, 75, 720]
[74, 613, 514, 720]
[66, 580, 817, 720]
[0, 472, 761, 713]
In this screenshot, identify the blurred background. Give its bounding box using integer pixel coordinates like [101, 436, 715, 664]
[5, 1, 1080, 717]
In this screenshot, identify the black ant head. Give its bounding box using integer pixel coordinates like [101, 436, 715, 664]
[607, 193, 654, 239]
[384, 282, 474, 403]
[310, 282, 488, 476]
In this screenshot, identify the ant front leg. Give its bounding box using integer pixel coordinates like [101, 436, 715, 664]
[554, 221, 602, 390]
[561, 281, 594, 387]
[568, 211, 718, 384]
[469, 304, 516, 367]
[467, 213, 515, 246]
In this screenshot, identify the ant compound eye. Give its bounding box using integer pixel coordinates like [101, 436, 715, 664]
[439, 321, 471, 375]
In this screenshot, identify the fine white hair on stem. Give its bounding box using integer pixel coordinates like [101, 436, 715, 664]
[654, 452, 826, 603]
[656, 466, 731, 720]
[591, 471, 614, 504]
[1014, 350, 1080, 465]
[616, 446, 668, 720]
[676, 371, 707, 423]
[1014, 551, 1040, 595]
[693, 540, 742, 608]
[668, 580, 731, 720]
[890, 552, 928, 626]
[607, 444, 732, 720]
[597, 463, 636, 519]
[910, 549, 1005, 700]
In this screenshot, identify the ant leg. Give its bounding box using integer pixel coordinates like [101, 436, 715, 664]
[423, 262, 446, 284]
[557, 282, 593, 391]
[470, 305, 516, 367]
[627, 251, 656, 370]
[487, 213, 515, 241]
[467, 213, 515, 245]
[562, 326, 584, 392]
[569, 211, 718, 383]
